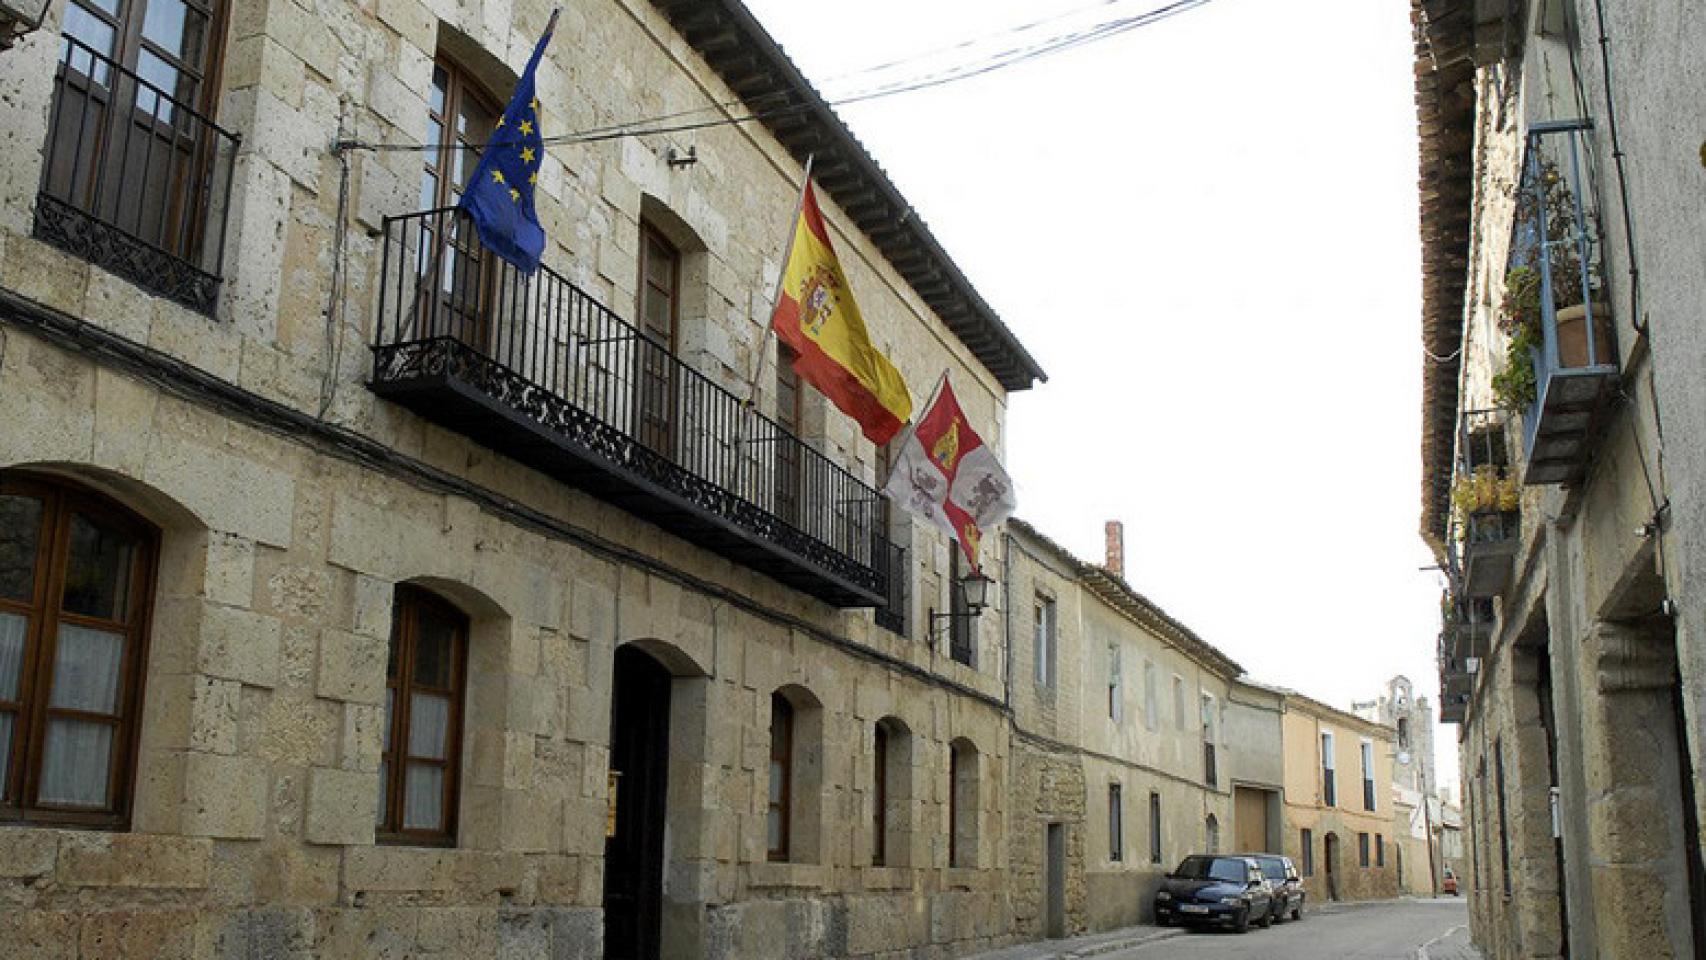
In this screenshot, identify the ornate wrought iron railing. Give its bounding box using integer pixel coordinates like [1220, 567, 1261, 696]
[371, 206, 897, 607]
[36, 34, 239, 314]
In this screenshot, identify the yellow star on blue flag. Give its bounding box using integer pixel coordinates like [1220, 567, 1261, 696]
[459, 11, 557, 273]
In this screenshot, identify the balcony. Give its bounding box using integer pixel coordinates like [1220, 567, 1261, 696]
[36, 35, 238, 315]
[1438, 634, 1474, 725]
[1501, 120, 1618, 485]
[370, 207, 901, 608]
[1442, 595, 1494, 664]
[1453, 410, 1520, 598]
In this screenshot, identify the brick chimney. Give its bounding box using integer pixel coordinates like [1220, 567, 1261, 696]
[1104, 520, 1125, 579]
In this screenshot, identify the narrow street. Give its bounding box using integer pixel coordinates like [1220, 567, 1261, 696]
[1116, 899, 1474, 960]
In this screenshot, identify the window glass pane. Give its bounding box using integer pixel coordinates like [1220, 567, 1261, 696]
[0, 612, 25, 700]
[0, 712, 10, 796]
[141, 0, 189, 56]
[61, 512, 137, 621]
[382, 687, 394, 752]
[0, 495, 44, 601]
[402, 762, 443, 829]
[407, 691, 449, 760]
[135, 48, 179, 121]
[38, 718, 113, 806]
[419, 170, 438, 211]
[49, 623, 125, 714]
[61, 4, 117, 78]
[768, 760, 783, 804]
[413, 607, 456, 687]
[429, 66, 447, 115]
[767, 805, 782, 852]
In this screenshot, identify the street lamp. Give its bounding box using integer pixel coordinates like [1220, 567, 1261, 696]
[929, 570, 993, 645]
[0, 0, 51, 50]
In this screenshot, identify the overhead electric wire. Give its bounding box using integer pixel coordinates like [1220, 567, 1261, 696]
[340, 0, 1213, 155]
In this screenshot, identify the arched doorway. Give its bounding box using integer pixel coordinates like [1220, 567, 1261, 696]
[604, 645, 673, 960]
[1323, 832, 1341, 901]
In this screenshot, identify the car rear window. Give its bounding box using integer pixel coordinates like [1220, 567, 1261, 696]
[1174, 856, 1248, 882]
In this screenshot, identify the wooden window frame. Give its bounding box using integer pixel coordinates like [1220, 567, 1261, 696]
[0, 472, 159, 830]
[767, 694, 794, 862]
[417, 58, 502, 349]
[377, 585, 469, 847]
[635, 222, 682, 456]
[423, 58, 501, 212]
[1358, 831, 1371, 868]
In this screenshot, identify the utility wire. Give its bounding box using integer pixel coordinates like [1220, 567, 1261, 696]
[340, 0, 1212, 155]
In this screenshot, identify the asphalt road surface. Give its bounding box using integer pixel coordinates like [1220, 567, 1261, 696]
[1114, 898, 1477, 960]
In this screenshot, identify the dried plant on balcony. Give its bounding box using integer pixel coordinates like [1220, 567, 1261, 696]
[1451, 465, 1520, 522]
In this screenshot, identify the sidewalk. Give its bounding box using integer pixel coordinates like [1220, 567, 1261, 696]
[960, 924, 1183, 960]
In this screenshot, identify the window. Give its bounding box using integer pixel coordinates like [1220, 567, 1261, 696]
[41, 0, 233, 299]
[767, 693, 793, 861]
[1173, 675, 1186, 730]
[1201, 693, 1218, 788]
[1495, 739, 1512, 896]
[1149, 791, 1163, 864]
[948, 550, 973, 666]
[1358, 832, 1370, 867]
[636, 224, 681, 454]
[774, 344, 803, 524]
[416, 60, 502, 347]
[1397, 717, 1411, 750]
[1361, 740, 1376, 811]
[1106, 643, 1121, 721]
[949, 739, 979, 868]
[1142, 660, 1156, 730]
[0, 474, 157, 828]
[872, 721, 888, 866]
[1205, 814, 1219, 853]
[1301, 828, 1315, 876]
[1108, 784, 1123, 861]
[379, 586, 468, 844]
[1376, 833, 1385, 867]
[872, 444, 907, 638]
[1033, 595, 1055, 687]
[1321, 731, 1337, 806]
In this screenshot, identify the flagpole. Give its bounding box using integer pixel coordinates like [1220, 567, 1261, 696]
[880, 369, 946, 490]
[745, 152, 814, 413]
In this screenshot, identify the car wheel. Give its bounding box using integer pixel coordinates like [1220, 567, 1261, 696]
[1290, 902, 1303, 921]
[1258, 904, 1273, 929]
[1233, 908, 1250, 934]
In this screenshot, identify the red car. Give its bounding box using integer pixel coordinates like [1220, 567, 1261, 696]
[1442, 868, 1459, 895]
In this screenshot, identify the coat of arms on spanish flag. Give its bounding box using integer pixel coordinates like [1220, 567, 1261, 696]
[882, 375, 1016, 570]
[770, 182, 913, 444]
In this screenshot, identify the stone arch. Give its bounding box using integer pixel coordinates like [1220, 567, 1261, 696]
[949, 736, 982, 868]
[769, 684, 825, 864]
[621, 636, 712, 679]
[872, 715, 915, 867]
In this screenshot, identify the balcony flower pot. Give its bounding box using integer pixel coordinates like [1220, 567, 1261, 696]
[1553, 302, 1616, 369]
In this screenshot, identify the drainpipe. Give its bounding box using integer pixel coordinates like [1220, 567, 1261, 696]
[1002, 530, 1014, 713]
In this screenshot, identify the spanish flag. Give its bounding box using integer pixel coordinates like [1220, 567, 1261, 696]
[770, 182, 913, 444]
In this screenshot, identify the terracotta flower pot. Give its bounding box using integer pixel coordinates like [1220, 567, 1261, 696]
[1554, 302, 1616, 368]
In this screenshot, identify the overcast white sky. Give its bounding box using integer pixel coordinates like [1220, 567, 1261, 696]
[744, 0, 1458, 790]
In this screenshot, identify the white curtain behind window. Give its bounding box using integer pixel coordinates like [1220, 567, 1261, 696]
[38, 623, 124, 807]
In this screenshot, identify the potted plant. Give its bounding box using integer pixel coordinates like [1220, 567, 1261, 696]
[1491, 162, 1615, 411]
[1451, 465, 1520, 544]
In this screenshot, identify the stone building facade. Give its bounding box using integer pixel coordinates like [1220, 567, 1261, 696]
[1276, 691, 1400, 904]
[0, 0, 1050, 956]
[1413, 0, 1706, 956]
[1357, 675, 1446, 895]
[1000, 520, 1283, 939]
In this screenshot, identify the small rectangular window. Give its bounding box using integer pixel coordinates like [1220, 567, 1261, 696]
[1361, 740, 1377, 811]
[1358, 832, 1370, 867]
[1149, 791, 1162, 864]
[1143, 661, 1157, 730]
[1108, 784, 1123, 862]
[1321, 731, 1337, 807]
[1376, 833, 1385, 867]
[1301, 828, 1314, 876]
[1107, 643, 1122, 721]
[1033, 596, 1055, 688]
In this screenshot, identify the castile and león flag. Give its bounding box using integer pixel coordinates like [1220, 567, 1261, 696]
[883, 374, 1016, 571]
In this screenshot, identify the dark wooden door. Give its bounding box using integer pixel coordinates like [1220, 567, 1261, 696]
[417, 62, 499, 350]
[604, 645, 671, 960]
[44, 0, 222, 260]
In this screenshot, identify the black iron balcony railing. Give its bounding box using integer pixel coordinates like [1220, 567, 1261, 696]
[873, 536, 907, 635]
[370, 206, 896, 608]
[36, 34, 238, 314]
[1506, 119, 1617, 485]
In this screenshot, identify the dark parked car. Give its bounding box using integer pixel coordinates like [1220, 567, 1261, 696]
[1153, 855, 1273, 933]
[1244, 853, 1304, 922]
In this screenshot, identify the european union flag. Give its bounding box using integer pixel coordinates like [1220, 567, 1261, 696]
[460, 11, 557, 274]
